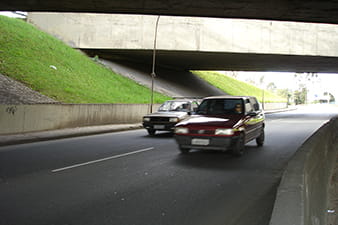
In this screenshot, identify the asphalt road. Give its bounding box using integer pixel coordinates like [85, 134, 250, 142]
[0, 106, 337, 225]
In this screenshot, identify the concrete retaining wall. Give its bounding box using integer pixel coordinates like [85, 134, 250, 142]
[1, 102, 284, 135]
[269, 117, 338, 225]
[263, 102, 288, 111]
[0, 104, 160, 135]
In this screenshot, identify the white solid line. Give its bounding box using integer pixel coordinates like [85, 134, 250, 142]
[52, 147, 154, 173]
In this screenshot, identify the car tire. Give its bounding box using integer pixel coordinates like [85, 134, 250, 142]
[256, 128, 265, 147]
[179, 147, 190, 154]
[147, 129, 156, 136]
[232, 133, 245, 157]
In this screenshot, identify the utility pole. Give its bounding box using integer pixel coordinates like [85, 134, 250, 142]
[260, 75, 265, 110]
[150, 15, 160, 113]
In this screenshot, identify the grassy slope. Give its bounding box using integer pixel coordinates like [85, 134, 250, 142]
[0, 16, 171, 103]
[193, 71, 286, 103]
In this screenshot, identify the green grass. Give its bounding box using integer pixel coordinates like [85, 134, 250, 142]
[0, 16, 171, 103]
[193, 71, 286, 103]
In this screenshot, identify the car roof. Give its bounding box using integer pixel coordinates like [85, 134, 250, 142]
[165, 99, 197, 102]
[203, 95, 254, 100]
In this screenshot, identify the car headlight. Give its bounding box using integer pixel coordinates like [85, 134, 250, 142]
[175, 127, 189, 134]
[143, 117, 151, 122]
[169, 117, 179, 123]
[215, 128, 234, 135]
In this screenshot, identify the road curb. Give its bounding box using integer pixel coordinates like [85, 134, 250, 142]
[0, 123, 143, 147]
[264, 106, 297, 114]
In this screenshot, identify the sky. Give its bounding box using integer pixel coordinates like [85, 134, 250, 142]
[234, 71, 296, 89]
[232, 71, 338, 101]
[0, 11, 27, 18]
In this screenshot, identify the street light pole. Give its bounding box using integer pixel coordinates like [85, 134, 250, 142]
[150, 15, 160, 113]
[260, 75, 265, 110]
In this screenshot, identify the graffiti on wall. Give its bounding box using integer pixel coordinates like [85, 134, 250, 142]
[5, 106, 17, 115]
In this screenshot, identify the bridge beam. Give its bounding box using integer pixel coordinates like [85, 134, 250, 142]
[28, 13, 338, 73]
[3, 0, 338, 24]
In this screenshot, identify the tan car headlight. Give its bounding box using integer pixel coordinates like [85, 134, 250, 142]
[169, 117, 179, 123]
[143, 117, 151, 122]
[215, 128, 234, 135]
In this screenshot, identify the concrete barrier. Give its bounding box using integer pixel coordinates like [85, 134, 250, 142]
[0, 104, 160, 135]
[263, 102, 288, 111]
[269, 117, 338, 225]
[1, 103, 285, 135]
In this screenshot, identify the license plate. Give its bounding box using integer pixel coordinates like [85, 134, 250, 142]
[154, 125, 165, 129]
[191, 138, 210, 146]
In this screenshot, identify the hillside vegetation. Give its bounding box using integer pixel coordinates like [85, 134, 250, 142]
[193, 71, 286, 103]
[0, 16, 170, 103]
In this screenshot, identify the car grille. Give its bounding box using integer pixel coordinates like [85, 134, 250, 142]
[150, 117, 170, 122]
[189, 128, 215, 135]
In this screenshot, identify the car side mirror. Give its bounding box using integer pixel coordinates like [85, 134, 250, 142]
[247, 112, 257, 117]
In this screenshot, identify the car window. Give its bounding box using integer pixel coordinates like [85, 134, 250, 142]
[158, 101, 191, 112]
[196, 99, 244, 115]
[250, 98, 260, 111]
[180, 103, 191, 112]
[192, 101, 199, 111]
[245, 102, 253, 113]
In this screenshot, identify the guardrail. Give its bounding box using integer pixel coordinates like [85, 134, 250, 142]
[269, 117, 338, 225]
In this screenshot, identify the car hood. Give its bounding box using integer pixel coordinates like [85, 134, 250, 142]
[144, 111, 188, 118]
[176, 115, 243, 127]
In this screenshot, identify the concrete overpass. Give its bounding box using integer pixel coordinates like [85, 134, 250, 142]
[3, 0, 338, 25]
[28, 13, 338, 73]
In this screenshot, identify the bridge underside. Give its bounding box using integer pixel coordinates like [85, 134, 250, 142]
[2, 0, 338, 24]
[83, 49, 338, 73]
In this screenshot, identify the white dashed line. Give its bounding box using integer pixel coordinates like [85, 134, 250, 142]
[52, 147, 154, 173]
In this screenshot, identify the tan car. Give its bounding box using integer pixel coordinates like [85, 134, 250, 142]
[143, 99, 199, 135]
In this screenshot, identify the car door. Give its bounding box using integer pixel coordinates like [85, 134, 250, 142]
[243, 99, 257, 142]
[247, 97, 264, 140]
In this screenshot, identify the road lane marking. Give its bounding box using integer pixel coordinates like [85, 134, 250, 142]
[52, 147, 154, 173]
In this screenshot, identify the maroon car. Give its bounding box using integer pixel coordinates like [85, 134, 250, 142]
[174, 96, 265, 156]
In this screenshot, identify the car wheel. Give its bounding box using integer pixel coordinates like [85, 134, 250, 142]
[179, 147, 190, 154]
[232, 133, 245, 157]
[256, 128, 265, 147]
[147, 129, 156, 136]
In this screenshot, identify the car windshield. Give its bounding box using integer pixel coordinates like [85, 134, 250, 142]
[196, 99, 244, 115]
[158, 101, 190, 112]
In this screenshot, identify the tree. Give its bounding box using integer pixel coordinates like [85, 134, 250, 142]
[277, 89, 292, 105]
[293, 72, 318, 104]
[323, 92, 335, 103]
[266, 82, 277, 92]
[294, 87, 307, 105]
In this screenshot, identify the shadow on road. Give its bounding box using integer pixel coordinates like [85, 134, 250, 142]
[172, 145, 261, 171]
[143, 132, 174, 139]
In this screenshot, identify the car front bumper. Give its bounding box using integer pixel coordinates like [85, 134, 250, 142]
[174, 135, 238, 151]
[143, 122, 177, 131]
